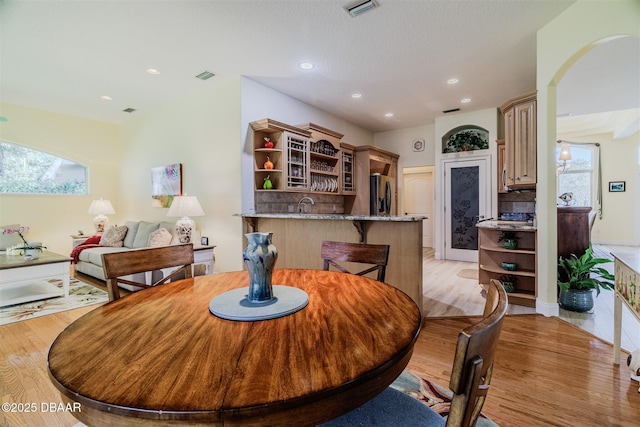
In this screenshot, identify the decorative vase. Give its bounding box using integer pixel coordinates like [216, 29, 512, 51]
[501, 282, 516, 293]
[243, 232, 278, 303]
[503, 239, 518, 250]
[24, 248, 41, 259]
[559, 288, 594, 312]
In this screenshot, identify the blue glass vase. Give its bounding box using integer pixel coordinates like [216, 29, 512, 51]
[243, 232, 278, 303]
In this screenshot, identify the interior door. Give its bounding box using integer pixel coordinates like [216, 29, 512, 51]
[444, 158, 489, 262]
[403, 170, 434, 247]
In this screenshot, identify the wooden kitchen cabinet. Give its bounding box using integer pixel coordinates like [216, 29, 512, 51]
[478, 225, 537, 307]
[500, 91, 537, 189]
[496, 139, 507, 194]
[341, 142, 356, 195]
[299, 123, 343, 194]
[348, 145, 399, 215]
[250, 119, 311, 192]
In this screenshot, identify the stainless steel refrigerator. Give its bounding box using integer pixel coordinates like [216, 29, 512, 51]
[370, 173, 395, 216]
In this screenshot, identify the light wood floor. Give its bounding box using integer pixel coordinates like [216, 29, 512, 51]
[423, 246, 640, 352]
[1, 261, 639, 426]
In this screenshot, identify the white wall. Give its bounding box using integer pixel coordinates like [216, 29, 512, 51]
[0, 103, 120, 255]
[119, 76, 244, 272]
[240, 77, 374, 213]
[374, 124, 436, 211]
[536, 0, 640, 316]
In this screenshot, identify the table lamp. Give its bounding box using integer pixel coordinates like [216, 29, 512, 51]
[88, 198, 116, 233]
[167, 195, 205, 243]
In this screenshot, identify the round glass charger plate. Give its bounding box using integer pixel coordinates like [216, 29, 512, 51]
[209, 285, 309, 321]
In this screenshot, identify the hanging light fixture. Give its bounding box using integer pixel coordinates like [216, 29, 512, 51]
[556, 140, 572, 174]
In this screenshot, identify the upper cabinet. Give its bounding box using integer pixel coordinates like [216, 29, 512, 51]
[298, 123, 343, 194]
[500, 91, 537, 189]
[250, 119, 311, 192]
[250, 119, 350, 195]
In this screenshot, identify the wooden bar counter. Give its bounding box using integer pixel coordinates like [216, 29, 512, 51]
[240, 213, 426, 315]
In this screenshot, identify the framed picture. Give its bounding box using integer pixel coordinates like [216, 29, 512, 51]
[609, 181, 625, 192]
[151, 163, 182, 207]
[201, 236, 209, 246]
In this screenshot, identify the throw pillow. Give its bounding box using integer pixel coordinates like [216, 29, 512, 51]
[148, 228, 173, 247]
[99, 225, 128, 247]
[122, 220, 141, 248]
[132, 222, 160, 248]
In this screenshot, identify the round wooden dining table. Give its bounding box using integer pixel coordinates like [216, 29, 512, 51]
[48, 269, 421, 426]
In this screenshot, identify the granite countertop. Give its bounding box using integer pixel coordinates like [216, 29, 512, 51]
[237, 213, 427, 222]
[476, 220, 536, 231]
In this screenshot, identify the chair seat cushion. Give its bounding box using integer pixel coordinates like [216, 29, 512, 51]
[320, 386, 446, 427]
[390, 371, 499, 427]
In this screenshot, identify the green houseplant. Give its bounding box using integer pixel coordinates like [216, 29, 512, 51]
[557, 245, 615, 312]
[497, 231, 519, 250]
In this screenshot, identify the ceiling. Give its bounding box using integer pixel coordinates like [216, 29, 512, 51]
[0, 0, 637, 134]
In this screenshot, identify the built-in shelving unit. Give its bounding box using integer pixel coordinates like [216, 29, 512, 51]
[478, 226, 537, 307]
[250, 119, 311, 192]
[341, 142, 355, 194]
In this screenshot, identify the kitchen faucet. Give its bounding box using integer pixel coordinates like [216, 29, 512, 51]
[297, 196, 315, 214]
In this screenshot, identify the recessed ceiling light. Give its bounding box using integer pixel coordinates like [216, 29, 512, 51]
[101, 95, 112, 101]
[351, 93, 362, 99]
[385, 112, 394, 118]
[447, 78, 459, 84]
[461, 98, 471, 103]
[298, 62, 314, 70]
[146, 68, 160, 75]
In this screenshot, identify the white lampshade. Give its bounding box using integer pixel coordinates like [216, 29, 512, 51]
[559, 142, 572, 161]
[88, 198, 116, 233]
[166, 195, 205, 218]
[167, 195, 205, 243]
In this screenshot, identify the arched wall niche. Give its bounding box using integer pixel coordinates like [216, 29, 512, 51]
[441, 125, 489, 154]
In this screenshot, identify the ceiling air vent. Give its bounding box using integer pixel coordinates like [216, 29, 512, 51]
[344, 0, 379, 17]
[196, 71, 215, 80]
[123, 108, 136, 113]
[443, 108, 460, 114]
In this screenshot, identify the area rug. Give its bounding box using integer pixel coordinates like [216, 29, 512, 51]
[391, 370, 498, 426]
[457, 268, 479, 280]
[0, 278, 108, 325]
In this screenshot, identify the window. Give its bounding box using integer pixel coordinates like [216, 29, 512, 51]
[0, 141, 87, 194]
[556, 145, 596, 207]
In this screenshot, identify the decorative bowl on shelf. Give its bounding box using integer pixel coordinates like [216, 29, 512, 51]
[501, 261, 517, 271]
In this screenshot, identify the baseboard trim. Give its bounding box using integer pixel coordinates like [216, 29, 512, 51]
[536, 299, 559, 317]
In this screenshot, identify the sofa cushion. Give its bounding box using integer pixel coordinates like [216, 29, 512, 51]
[122, 221, 141, 248]
[160, 221, 182, 245]
[148, 228, 173, 247]
[100, 225, 128, 247]
[0, 224, 23, 250]
[78, 246, 131, 267]
[132, 222, 160, 248]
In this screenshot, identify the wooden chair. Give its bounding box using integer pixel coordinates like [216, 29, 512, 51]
[321, 240, 390, 282]
[101, 244, 194, 301]
[321, 278, 508, 427]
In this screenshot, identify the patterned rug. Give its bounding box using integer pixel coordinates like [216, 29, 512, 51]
[391, 370, 499, 426]
[0, 278, 108, 325]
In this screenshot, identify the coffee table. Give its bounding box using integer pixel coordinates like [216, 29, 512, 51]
[0, 251, 71, 307]
[48, 269, 422, 426]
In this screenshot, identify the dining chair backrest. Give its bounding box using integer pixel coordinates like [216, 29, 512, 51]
[445, 278, 508, 427]
[321, 241, 390, 282]
[101, 244, 194, 301]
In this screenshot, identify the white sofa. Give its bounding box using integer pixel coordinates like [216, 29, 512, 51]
[74, 220, 186, 282]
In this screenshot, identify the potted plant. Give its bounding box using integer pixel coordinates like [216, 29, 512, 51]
[499, 274, 517, 293]
[557, 245, 615, 312]
[497, 231, 519, 250]
[1, 226, 46, 259]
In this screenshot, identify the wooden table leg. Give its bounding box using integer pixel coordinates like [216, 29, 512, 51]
[614, 293, 622, 365]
